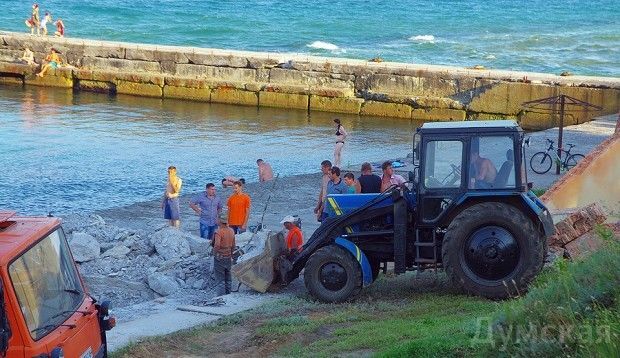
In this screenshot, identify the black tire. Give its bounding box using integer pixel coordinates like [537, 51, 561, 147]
[565, 153, 585, 170]
[304, 245, 362, 303]
[442, 202, 544, 299]
[530, 152, 552, 174]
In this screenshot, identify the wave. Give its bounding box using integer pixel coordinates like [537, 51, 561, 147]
[306, 41, 340, 51]
[409, 35, 436, 43]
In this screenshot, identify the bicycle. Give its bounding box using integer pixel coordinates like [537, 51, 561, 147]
[529, 138, 585, 174]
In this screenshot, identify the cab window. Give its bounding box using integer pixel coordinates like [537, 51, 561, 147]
[469, 136, 516, 189]
[423, 140, 463, 189]
[9, 229, 84, 340]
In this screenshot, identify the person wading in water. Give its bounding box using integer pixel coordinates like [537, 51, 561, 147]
[333, 118, 348, 167]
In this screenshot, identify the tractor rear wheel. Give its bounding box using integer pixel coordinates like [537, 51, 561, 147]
[304, 245, 362, 303]
[442, 202, 543, 299]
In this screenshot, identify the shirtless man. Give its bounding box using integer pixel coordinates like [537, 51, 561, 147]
[470, 150, 497, 189]
[256, 159, 274, 182]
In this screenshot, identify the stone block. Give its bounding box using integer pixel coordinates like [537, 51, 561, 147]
[81, 57, 161, 73]
[269, 68, 353, 89]
[164, 85, 211, 102]
[83, 44, 125, 59]
[310, 96, 363, 114]
[0, 76, 23, 86]
[175, 64, 256, 82]
[468, 112, 517, 121]
[259, 91, 308, 110]
[247, 56, 279, 69]
[262, 83, 309, 95]
[360, 101, 412, 119]
[185, 53, 249, 68]
[0, 49, 23, 63]
[411, 108, 466, 121]
[468, 82, 556, 115]
[125, 48, 178, 62]
[518, 111, 556, 130]
[25, 69, 73, 88]
[211, 88, 258, 106]
[0, 61, 33, 75]
[366, 74, 424, 96]
[115, 72, 165, 86]
[411, 96, 464, 110]
[76, 80, 115, 94]
[164, 77, 210, 89]
[115, 80, 162, 98]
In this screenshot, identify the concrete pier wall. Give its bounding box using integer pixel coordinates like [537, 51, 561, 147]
[1, 31, 618, 129]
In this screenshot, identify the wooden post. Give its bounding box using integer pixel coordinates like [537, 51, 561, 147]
[556, 95, 565, 175]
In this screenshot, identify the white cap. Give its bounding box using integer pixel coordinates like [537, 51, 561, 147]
[280, 215, 296, 224]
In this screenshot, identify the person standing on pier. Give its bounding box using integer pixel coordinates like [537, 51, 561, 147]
[39, 12, 52, 36]
[162, 166, 183, 228]
[25, 4, 40, 35]
[333, 118, 347, 167]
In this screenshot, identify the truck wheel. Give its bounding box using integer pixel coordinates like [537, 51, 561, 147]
[442, 202, 543, 299]
[304, 245, 362, 303]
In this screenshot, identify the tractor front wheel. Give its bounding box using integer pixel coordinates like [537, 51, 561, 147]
[304, 245, 362, 303]
[442, 202, 544, 299]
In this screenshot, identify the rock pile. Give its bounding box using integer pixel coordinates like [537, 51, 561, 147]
[62, 214, 213, 308]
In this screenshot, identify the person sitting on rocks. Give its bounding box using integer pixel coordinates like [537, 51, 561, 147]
[36, 47, 63, 77]
[20, 47, 36, 65]
[54, 18, 65, 37]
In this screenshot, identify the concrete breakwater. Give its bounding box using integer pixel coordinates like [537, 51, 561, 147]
[0, 31, 618, 130]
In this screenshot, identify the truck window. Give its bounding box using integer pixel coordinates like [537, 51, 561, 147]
[469, 136, 516, 189]
[9, 228, 84, 340]
[424, 140, 463, 189]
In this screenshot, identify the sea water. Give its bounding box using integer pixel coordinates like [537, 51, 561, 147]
[0, 86, 418, 214]
[0, 0, 618, 76]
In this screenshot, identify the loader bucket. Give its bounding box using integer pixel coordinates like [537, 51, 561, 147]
[232, 231, 286, 293]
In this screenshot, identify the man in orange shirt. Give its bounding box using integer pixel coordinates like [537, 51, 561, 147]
[227, 181, 251, 234]
[280, 215, 303, 256]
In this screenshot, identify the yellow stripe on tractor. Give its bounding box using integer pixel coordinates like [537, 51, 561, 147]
[328, 197, 353, 233]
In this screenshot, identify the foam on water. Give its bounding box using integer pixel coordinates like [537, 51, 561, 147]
[307, 41, 341, 51]
[409, 35, 436, 43]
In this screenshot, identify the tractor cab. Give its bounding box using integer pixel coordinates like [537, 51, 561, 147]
[413, 120, 528, 228]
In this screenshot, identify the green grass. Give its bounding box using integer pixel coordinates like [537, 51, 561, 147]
[488, 236, 620, 357]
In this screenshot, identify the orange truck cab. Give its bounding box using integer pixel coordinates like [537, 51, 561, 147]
[0, 211, 114, 358]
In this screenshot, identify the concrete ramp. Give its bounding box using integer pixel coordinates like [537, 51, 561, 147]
[541, 119, 620, 217]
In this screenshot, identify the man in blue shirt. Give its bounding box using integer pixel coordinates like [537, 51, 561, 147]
[190, 183, 223, 240]
[321, 166, 348, 220]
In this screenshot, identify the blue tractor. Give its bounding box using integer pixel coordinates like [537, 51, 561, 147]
[281, 120, 555, 302]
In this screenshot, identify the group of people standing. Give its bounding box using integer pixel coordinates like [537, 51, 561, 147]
[24, 3, 65, 37]
[314, 160, 405, 221]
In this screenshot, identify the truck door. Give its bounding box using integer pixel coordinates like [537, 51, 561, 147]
[418, 138, 465, 224]
[0, 278, 21, 358]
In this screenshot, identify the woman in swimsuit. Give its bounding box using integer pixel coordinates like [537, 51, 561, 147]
[36, 48, 62, 77]
[25, 4, 40, 35]
[162, 166, 183, 228]
[333, 118, 347, 167]
[54, 18, 65, 37]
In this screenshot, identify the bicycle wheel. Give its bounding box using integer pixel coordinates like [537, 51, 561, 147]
[530, 152, 552, 174]
[565, 154, 585, 170]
